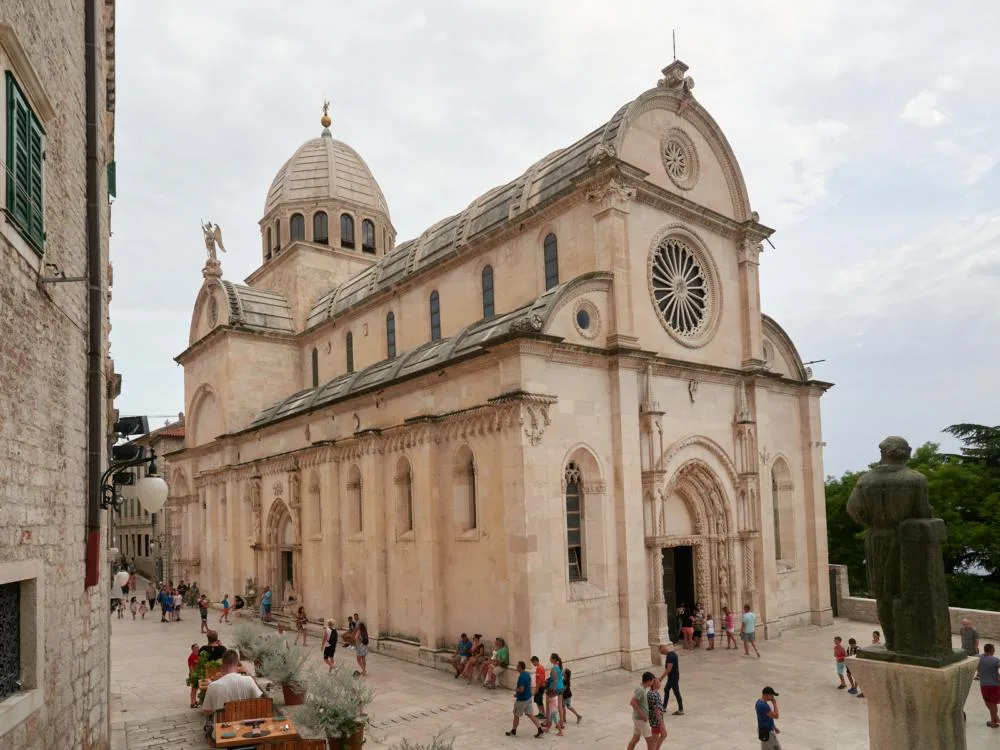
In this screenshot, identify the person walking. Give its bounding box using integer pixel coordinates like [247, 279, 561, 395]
[531, 656, 547, 719]
[198, 595, 210, 633]
[219, 594, 231, 624]
[658, 643, 683, 716]
[294, 606, 309, 646]
[259, 586, 272, 622]
[506, 661, 544, 738]
[741, 604, 761, 658]
[755, 687, 781, 748]
[322, 619, 338, 672]
[678, 604, 694, 649]
[355, 621, 369, 676]
[562, 666, 582, 723]
[978, 643, 1000, 728]
[146, 582, 157, 614]
[723, 606, 737, 649]
[626, 672, 655, 750]
[647, 676, 666, 749]
[833, 636, 849, 690]
[846, 638, 862, 697]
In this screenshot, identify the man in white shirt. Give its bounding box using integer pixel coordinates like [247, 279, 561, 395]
[201, 650, 263, 740]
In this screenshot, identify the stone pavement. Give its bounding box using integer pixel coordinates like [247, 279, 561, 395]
[110, 609, 998, 749]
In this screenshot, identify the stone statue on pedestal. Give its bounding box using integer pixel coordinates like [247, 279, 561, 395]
[847, 436, 962, 666]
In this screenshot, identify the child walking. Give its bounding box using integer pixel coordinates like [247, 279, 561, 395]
[543, 689, 563, 736]
[706, 613, 716, 650]
[834, 636, 850, 690]
[219, 594, 230, 623]
[531, 656, 547, 719]
[563, 667, 582, 723]
[846, 638, 861, 695]
[723, 607, 737, 649]
[137, 599, 147, 619]
[129, 596, 139, 620]
[187, 644, 200, 708]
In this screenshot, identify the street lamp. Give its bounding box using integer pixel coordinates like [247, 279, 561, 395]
[100, 447, 169, 513]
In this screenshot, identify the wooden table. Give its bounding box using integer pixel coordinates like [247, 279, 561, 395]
[214, 717, 299, 747]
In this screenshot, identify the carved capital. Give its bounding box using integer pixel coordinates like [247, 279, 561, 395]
[587, 179, 636, 214]
[738, 237, 762, 265]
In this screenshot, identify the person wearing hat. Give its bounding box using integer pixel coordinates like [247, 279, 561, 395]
[755, 687, 781, 748]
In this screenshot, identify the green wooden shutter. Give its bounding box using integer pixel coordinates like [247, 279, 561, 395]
[107, 160, 117, 198]
[5, 72, 43, 251]
[27, 116, 44, 246]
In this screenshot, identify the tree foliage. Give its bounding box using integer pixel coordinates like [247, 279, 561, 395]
[826, 427, 1000, 610]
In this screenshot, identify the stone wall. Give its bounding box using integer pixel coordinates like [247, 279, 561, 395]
[0, 2, 114, 748]
[830, 564, 1000, 640]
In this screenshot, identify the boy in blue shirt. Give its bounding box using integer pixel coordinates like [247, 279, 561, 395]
[506, 661, 544, 737]
[755, 686, 781, 749]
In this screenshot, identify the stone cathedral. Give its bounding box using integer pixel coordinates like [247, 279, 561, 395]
[168, 61, 833, 673]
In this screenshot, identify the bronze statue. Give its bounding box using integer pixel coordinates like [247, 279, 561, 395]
[847, 436, 960, 664]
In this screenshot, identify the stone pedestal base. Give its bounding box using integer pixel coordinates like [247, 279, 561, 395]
[848, 654, 977, 750]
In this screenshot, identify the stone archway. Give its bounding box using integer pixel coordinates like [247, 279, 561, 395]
[647, 458, 736, 640]
[263, 499, 298, 611]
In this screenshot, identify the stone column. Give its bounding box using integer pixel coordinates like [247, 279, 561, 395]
[360, 436, 388, 636]
[800, 387, 833, 625]
[737, 237, 765, 368]
[647, 546, 669, 664]
[412, 432, 444, 663]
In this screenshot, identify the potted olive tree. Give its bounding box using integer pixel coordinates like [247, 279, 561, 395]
[258, 642, 310, 706]
[232, 621, 266, 661]
[297, 665, 375, 749]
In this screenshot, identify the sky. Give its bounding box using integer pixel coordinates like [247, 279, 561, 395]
[110, 1, 1000, 477]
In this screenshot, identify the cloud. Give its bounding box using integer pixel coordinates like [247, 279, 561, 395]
[901, 90, 947, 127]
[110, 0, 1000, 478]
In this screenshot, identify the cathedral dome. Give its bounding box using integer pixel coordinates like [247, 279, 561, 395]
[263, 128, 390, 220]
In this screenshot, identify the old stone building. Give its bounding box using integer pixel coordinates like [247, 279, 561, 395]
[171, 61, 832, 673]
[0, 1, 117, 747]
[118, 418, 185, 583]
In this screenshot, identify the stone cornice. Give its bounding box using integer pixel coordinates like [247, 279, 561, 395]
[175, 325, 297, 365]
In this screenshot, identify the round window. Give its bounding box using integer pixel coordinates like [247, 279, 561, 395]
[650, 237, 712, 341]
[576, 309, 591, 330]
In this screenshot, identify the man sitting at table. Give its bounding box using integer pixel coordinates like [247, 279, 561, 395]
[201, 649, 262, 741]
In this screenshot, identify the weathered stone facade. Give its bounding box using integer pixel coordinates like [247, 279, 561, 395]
[171, 61, 833, 675]
[0, 1, 116, 747]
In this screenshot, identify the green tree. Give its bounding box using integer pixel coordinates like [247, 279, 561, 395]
[943, 423, 1000, 469]
[826, 438, 1000, 610]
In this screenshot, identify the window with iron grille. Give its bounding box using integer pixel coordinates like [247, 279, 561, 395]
[429, 291, 441, 341]
[5, 72, 45, 252]
[0, 582, 20, 701]
[565, 463, 584, 582]
[386, 312, 396, 359]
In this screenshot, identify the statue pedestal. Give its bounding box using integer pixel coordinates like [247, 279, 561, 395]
[848, 654, 977, 750]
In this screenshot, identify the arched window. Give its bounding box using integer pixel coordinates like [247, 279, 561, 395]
[290, 213, 305, 241]
[313, 211, 329, 244]
[346, 331, 354, 374]
[429, 291, 441, 341]
[565, 461, 585, 582]
[274, 220, 281, 252]
[340, 213, 355, 249]
[361, 219, 376, 253]
[386, 312, 396, 359]
[454, 445, 477, 532]
[265, 227, 272, 259]
[771, 458, 796, 563]
[481, 265, 495, 319]
[396, 457, 414, 536]
[543, 233, 559, 290]
[311, 347, 319, 387]
[347, 465, 363, 534]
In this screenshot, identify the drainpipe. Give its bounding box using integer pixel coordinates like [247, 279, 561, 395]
[84, 0, 103, 588]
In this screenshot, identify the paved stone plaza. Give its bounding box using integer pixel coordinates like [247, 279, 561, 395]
[110, 610, 995, 749]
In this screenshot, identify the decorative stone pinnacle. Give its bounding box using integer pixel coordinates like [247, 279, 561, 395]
[658, 59, 695, 94]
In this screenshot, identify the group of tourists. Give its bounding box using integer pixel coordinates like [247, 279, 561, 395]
[448, 633, 511, 689]
[675, 603, 761, 656]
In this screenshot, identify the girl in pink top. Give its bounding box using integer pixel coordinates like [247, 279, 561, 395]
[722, 607, 737, 650]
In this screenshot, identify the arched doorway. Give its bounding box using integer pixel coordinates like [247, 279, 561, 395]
[264, 500, 298, 610]
[654, 460, 736, 632]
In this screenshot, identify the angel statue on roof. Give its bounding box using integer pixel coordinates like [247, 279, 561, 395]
[201, 220, 226, 261]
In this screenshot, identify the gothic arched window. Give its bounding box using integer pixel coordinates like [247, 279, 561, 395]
[386, 312, 396, 359]
[361, 219, 376, 253]
[274, 219, 281, 252]
[340, 213, 355, 249]
[265, 227, 272, 259]
[346, 331, 354, 374]
[481, 265, 495, 319]
[565, 461, 585, 581]
[543, 233, 559, 290]
[313, 211, 329, 244]
[429, 291, 441, 341]
[290, 213, 305, 241]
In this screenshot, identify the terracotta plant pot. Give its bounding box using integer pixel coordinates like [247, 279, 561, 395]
[281, 683, 305, 706]
[327, 725, 364, 749]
